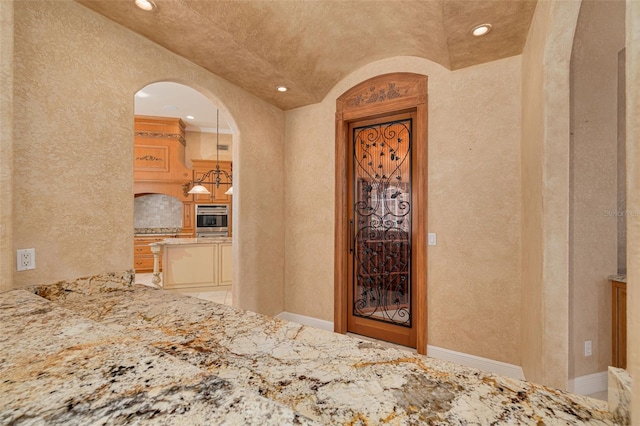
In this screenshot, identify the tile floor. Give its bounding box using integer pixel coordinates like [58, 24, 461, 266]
[133, 272, 607, 402]
[346, 332, 417, 353]
[134, 273, 232, 305]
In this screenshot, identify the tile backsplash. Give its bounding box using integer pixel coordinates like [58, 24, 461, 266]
[134, 194, 182, 228]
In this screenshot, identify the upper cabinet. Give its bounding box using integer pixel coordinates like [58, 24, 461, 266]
[191, 159, 232, 203]
[134, 116, 193, 200]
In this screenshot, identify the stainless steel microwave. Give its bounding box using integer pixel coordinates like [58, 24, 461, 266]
[195, 204, 228, 236]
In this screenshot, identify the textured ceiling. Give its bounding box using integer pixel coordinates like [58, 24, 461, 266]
[76, 0, 537, 110]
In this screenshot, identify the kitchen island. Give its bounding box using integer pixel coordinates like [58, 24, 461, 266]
[0, 271, 624, 424]
[150, 237, 232, 291]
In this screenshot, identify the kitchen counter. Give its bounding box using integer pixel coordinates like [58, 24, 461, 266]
[0, 271, 620, 425]
[608, 274, 627, 283]
[0, 280, 311, 424]
[134, 227, 182, 235]
[151, 239, 232, 289]
[152, 237, 232, 245]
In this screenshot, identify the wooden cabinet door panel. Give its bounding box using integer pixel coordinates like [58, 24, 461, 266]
[134, 236, 166, 273]
[182, 202, 195, 235]
[134, 145, 169, 172]
[191, 160, 232, 203]
[219, 243, 233, 286]
[612, 280, 627, 369]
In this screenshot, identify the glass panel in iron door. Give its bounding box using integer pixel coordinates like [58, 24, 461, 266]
[352, 119, 412, 327]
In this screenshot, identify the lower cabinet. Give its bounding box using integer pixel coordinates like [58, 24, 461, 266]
[219, 242, 232, 286]
[181, 202, 195, 237]
[134, 236, 167, 273]
[612, 280, 627, 369]
[163, 241, 232, 290]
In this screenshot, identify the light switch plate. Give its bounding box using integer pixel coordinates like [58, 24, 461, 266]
[428, 233, 437, 246]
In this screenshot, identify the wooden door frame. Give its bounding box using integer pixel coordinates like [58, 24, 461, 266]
[334, 73, 428, 354]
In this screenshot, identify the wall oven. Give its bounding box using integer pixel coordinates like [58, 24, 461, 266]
[195, 204, 229, 237]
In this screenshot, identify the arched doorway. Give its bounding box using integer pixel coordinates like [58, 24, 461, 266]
[132, 81, 236, 305]
[334, 73, 428, 354]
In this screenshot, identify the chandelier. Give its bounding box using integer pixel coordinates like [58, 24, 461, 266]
[182, 109, 233, 197]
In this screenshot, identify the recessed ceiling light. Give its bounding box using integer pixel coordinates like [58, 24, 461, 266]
[276, 86, 288, 92]
[471, 24, 492, 37]
[135, 0, 156, 11]
[186, 115, 195, 120]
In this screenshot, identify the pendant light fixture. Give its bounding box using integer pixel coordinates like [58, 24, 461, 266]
[183, 109, 233, 197]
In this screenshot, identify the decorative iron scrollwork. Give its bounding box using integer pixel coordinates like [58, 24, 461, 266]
[352, 119, 412, 327]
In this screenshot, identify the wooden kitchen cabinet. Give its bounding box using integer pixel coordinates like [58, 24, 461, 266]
[219, 242, 233, 286]
[134, 236, 168, 273]
[612, 279, 627, 369]
[181, 202, 195, 236]
[161, 240, 232, 290]
[134, 116, 193, 201]
[191, 160, 232, 203]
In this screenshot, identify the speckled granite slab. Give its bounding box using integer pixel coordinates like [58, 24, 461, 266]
[26, 277, 615, 425]
[607, 274, 627, 283]
[608, 367, 632, 424]
[134, 227, 182, 235]
[0, 290, 315, 425]
[155, 237, 232, 245]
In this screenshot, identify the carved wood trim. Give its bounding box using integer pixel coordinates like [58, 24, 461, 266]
[134, 131, 186, 146]
[134, 145, 170, 172]
[334, 72, 428, 354]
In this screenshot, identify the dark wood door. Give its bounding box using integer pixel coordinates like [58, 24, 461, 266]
[334, 72, 428, 354]
[347, 112, 417, 347]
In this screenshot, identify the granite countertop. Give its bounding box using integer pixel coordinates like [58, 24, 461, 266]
[608, 274, 627, 283]
[0, 284, 313, 424]
[0, 271, 619, 425]
[153, 237, 232, 246]
[134, 227, 182, 235]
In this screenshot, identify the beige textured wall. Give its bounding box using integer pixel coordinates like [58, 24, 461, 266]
[8, 0, 285, 316]
[520, 0, 581, 390]
[626, 0, 640, 419]
[569, 0, 625, 380]
[185, 131, 233, 166]
[285, 56, 522, 365]
[0, 0, 14, 293]
[520, 0, 545, 385]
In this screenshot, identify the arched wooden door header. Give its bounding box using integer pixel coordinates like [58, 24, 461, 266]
[334, 73, 428, 354]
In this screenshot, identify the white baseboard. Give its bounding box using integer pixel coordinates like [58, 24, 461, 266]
[276, 311, 524, 380]
[426, 345, 525, 380]
[276, 311, 334, 331]
[567, 371, 608, 395]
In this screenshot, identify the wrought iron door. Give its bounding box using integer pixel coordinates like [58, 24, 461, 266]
[347, 113, 415, 346]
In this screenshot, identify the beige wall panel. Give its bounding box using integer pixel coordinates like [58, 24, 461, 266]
[0, 0, 14, 293]
[185, 131, 233, 166]
[626, 0, 640, 419]
[520, 1, 581, 390]
[10, 0, 284, 316]
[569, 0, 625, 379]
[520, 0, 547, 387]
[285, 55, 522, 365]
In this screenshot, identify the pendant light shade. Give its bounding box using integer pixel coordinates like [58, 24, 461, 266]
[182, 109, 233, 197]
[188, 184, 211, 195]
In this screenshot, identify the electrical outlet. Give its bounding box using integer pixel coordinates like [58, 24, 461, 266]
[584, 340, 592, 357]
[16, 249, 35, 271]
